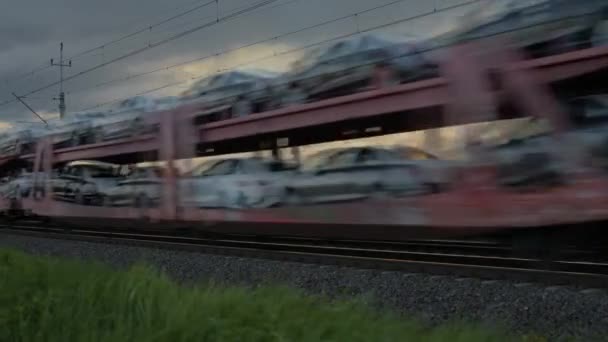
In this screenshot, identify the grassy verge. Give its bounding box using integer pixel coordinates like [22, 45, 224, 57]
[0, 248, 536, 341]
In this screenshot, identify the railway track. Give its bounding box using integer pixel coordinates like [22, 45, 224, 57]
[1, 223, 607, 288]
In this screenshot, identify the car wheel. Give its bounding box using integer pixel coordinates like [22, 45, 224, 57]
[133, 194, 152, 208]
[251, 193, 277, 208]
[217, 190, 240, 209]
[130, 119, 144, 137]
[592, 18, 608, 47]
[102, 195, 113, 207]
[74, 191, 87, 205]
[426, 182, 441, 194]
[234, 191, 249, 209]
[369, 184, 391, 200]
[283, 188, 304, 206]
[93, 128, 104, 143]
[70, 133, 80, 147]
[34, 187, 45, 200]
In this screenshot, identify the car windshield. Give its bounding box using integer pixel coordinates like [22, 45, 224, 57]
[299, 150, 344, 172]
[457, 0, 549, 32]
[191, 159, 239, 177]
[240, 158, 271, 173]
[87, 166, 119, 178]
[191, 160, 222, 176]
[397, 148, 438, 160]
[128, 166, 163, 178]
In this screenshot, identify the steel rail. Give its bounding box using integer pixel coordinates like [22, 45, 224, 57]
[1, 224, 607, 288]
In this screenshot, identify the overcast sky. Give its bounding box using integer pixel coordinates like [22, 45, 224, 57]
[0, 0, 480, 126]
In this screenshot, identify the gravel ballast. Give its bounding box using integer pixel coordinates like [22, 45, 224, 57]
[1, 232, 607, 340]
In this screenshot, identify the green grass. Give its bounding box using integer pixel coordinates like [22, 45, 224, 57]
[0, 248, 531, 342]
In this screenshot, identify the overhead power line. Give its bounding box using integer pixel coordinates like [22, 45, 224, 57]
[67, 0, 304, 96]
[5, 64, 54, 84]
[79, 0, 482, 111]
[67, 0, 422, 97]
[80, 0, 603, 113]
[11, 93, 48, 126]
[0, 0, 296, 110]
[0, 0, 217, 89]
[0, 0, 281, 109]
[68, 0, 217, 60]
[142, 0, 300, 42]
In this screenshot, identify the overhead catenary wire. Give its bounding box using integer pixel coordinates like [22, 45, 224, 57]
[5, 64, 54, 84]
[78, 0, 483, 111]
[0, 0, 218, 87]
[11, 93, 48, 126]
[83, 0, 604, 116]
[145, 0, 301, 41]
[0, 0, 282, 108]
[0, 0, 299, 113]
[1, 0, 298, 111]
[68, 0, 217, 60]
[81, 0, 601, 114]
[66, 0, 307, 96]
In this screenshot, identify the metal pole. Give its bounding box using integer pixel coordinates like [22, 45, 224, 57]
[51, 42, 70, 119]
[59, 42, 65, 118]
[59, 43, 63, 94]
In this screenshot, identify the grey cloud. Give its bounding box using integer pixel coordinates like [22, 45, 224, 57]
[0, 0, 472, 122]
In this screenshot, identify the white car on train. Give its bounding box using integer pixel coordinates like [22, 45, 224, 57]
[0, 171, 34, 199]
[88, 96, 158, 142]
[102, 158, 295, 209]
[278, 33, 434, 103]
[281, 147, 434, 205]
[180, 70, 279, 123]
[180, 157, 294, 209]
[0, 123, 48, 155]
[428, 0, 608, 60]
[101, 165, 164, 207]
[51, 160, 123, 205]
[44, 112, 104, 148]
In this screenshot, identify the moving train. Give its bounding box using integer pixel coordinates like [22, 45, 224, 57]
[2, 0, 606, 155]
[0, 0, 607, 249]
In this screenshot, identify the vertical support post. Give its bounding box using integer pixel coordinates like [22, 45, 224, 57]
[32, 140, 43, 199]
[59, 42, 65, 119]
[175, 106, 198, 219]
[41, 138, 53, 208]
[51, 42, 71, 119]
[497, 48, 581, 171]
[159, 111, 177, 221]
[440, 42, 499, 145]
[157, 105, 198, 221]
[291, 146, 301, 165]
[371, 61, 396, 89]
[32, 137, 53, 209]
[423, 128, 441, 154]
[271, 146, 280, 161]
